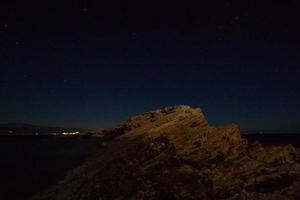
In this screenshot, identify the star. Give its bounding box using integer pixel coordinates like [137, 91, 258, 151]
[131, 32, 137, 40]
[225, 1, 231, 7]
[274, 68, 280, 73]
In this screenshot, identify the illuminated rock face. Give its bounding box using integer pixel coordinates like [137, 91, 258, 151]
[33, 105, 300, 200]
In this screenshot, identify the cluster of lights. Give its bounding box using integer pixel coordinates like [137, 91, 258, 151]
[61, 131, 80, 135]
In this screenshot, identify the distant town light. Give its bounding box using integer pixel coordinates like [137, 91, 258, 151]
[62, 131, 80, 135]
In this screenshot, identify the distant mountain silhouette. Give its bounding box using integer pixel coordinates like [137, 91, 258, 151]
[0, 123, 88, 135]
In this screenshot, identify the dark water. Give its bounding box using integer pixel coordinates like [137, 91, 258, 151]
[0, 136, 101, 200]
[243, 134, 300, 148]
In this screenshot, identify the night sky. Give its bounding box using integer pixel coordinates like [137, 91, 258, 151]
[1, 1, 300, 131]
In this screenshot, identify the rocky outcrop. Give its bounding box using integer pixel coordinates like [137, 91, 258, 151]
[32, 105, 300, 200]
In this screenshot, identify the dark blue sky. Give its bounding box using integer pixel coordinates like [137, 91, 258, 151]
[0, 1, 300, 131]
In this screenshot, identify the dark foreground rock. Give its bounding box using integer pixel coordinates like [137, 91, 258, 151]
[32, 105, 300, 200]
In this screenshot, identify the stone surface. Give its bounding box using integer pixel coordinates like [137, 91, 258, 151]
[32, 105, 300, 200]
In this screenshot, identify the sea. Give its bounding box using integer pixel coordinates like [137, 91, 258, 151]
[0, 134, 299, 200]
[243, 133, 300, 147]
[0, 136, 102, 200]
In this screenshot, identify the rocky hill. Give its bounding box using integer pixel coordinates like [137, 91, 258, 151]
[32, 105, 300, 200]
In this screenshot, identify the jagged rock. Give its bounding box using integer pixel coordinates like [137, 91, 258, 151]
[32, 105, 300, 200]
